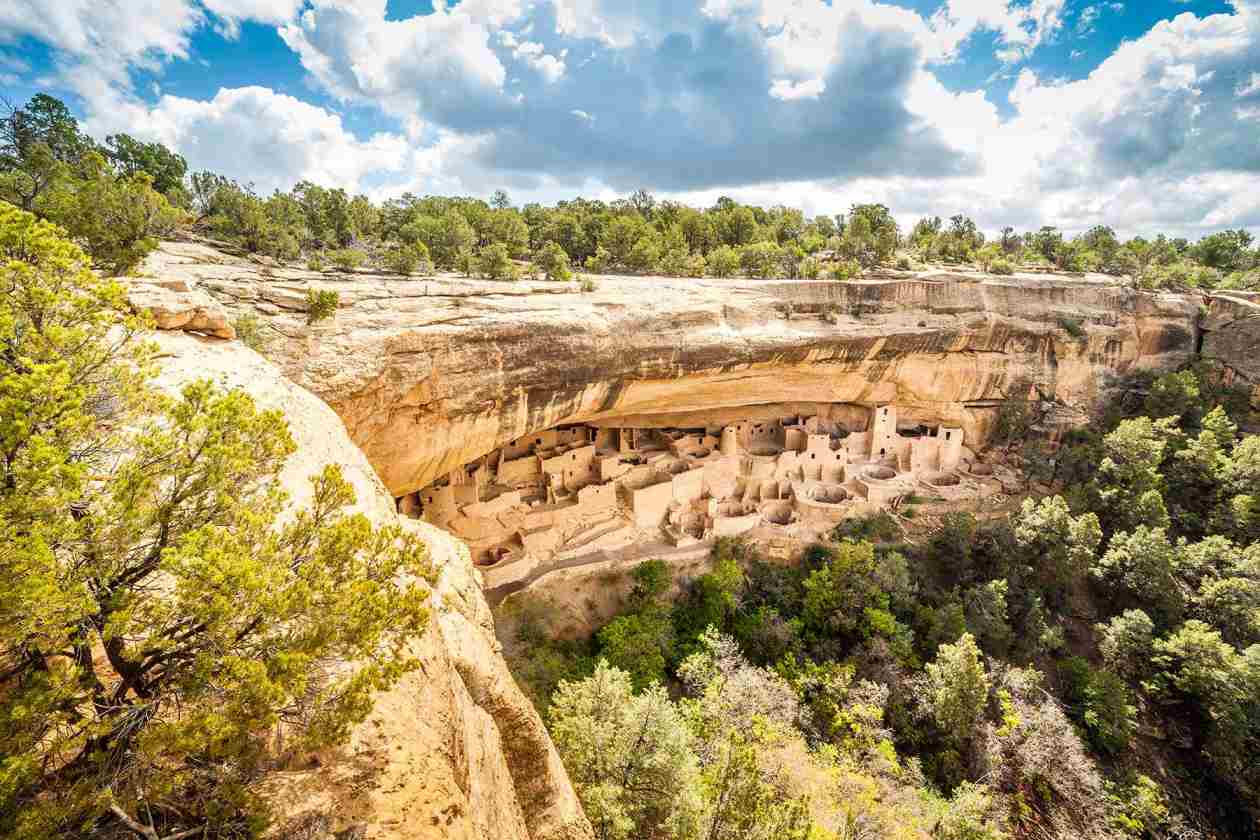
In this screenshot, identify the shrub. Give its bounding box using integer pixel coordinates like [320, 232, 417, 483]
[990, 258, 1014, 275]
[306, 251, 326, 271]
[1058, 316, 1085, 338]
[477, 241, 517, 280]
[328, 248, 366, 272]
[584, 245, 611, 273]
[579, 275, 598, 293]
[896, 256, 912, 270]
[535, 240, 572, 281]
[383, 241, 432, 276]
[39, 153, 181, 275]
[233, 311, 270, 352]
[707, 244, 741, 278]
[830, 259, 860, 281]
[799, 256, 821, 279]
[305, 287, 339, 324]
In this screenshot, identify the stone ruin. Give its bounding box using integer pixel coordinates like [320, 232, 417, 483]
[398, 404, 1001, 589]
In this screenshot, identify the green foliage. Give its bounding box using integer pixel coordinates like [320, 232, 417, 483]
[233, 311, 270, 352]
[989, 257, 1014, 275]
[596, 608, 674, 689]
[37, 152, 181, 275]
[550, 661, 701, 840]
[1096, 609, 1156, 680]
[477, 241, 517, 280]
[305, 287, 339, 324]
[328, 247, 367, 272]
[0, 207, 431, 838]
[1058, 657, 1136, 755]
[706, 244, 741, 277]
[104, 132, 189, 203]
[383, 241, 431, 276]
[536, 239, 573, 280]
[924, 633, 990, 747]
[1092, 526, 1185, 625]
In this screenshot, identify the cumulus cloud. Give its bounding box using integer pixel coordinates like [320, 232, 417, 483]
[5, 0, 1260, 237]
[91, 86, 413, 194]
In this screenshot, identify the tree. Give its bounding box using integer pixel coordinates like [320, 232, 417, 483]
[596, 609, 674, 688]
[490, 188, 512, 209]
[1096, 609, 1156, 680]
[535, 240, 572, 281]
[104, 133, 189, 203]
[1011, 496, 1101, 604]
[1088, 416, 1179, 533]
[0, 205, 431, 838]
[384, 241, 431, 276]
[738, 241, 783, 278]
[1092, 526, 1185, 625]
[706, 245, 741, 278]
[38, 152, 181, 275]
[477, 241, 516, 280]
[305, 287, 339, 323]
[924, 633, 990, 746]
[549, 662, 701, 840]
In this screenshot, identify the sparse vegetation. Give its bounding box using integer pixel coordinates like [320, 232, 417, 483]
[328, 247, 366, 272]
[233, 310, 270, 351]
[305, 287, 339, 323]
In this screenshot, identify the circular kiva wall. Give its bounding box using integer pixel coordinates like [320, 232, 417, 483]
[863, 465, 897, 481]
[760, 500, 793, 525]
[923, 471, 960, 487]
[809, 484, 849, 504]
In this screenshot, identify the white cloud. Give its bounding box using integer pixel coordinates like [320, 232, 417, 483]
[90, 86, 413, 194]
[1239, 70, 1260, 96]
[279, 0, 513, 121]
[0, 0, 199, 84]
[926, 0, 1067, 63]
[768, 77, 825, 100]
[201, 0, 304, 37]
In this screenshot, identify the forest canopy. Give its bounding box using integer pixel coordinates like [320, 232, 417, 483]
[3, 93, 1257, 289]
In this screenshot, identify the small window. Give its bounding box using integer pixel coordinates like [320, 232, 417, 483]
[879, 448, 886, 456]
[536, 438, 542, 444]
[811, 453, 816, 460]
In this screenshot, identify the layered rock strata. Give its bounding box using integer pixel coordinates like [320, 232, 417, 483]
[138, 241, 1204, 497]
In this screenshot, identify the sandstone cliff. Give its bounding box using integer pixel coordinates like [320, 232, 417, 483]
[138, 241, 1209, 497]
[146, 330, 590, 840]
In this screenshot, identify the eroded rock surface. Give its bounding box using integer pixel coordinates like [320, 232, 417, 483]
[148, 330, 591, 840]
[137, 241, 1210, 497]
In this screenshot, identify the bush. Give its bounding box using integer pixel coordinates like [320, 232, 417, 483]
[306, 251, 326, 271]
[830, 259, 860, 281]
[305, 287, 339, 324]
[1058, 316, 1085, 338]
[477, 241, 517, 280]
[990, 258, 1014, 275]
[707, 244, 741, 278]
[233, 311, 270, 352]
[39, 153, 181, 275]
[383, 241, 431, 276]
[896, 256, 913, 270]
[328, 248, 366, 272]
[535, 240, 572, 281]
[579, 276, 598, 293]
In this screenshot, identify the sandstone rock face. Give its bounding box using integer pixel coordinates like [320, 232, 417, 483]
[129, 277, 236, 339]
[148, 331, 591, 840]
[137, 242, 1206, 497]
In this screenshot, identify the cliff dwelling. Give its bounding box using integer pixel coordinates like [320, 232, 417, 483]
[397, 403, 1006, 591]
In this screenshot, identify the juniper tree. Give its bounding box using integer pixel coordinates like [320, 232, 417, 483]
[0, 204, 431, 839]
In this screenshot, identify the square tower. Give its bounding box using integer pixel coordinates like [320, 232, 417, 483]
[870, 405, 898, 459]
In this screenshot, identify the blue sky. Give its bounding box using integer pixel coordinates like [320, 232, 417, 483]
[1, 0, 1258, 237]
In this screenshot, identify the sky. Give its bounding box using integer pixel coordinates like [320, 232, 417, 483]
[1, 0, 1258, 238]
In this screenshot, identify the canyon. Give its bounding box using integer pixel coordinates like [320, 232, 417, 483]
[127, 240, 1260, 839]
